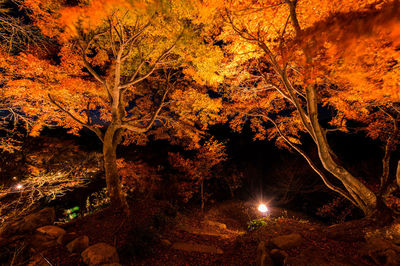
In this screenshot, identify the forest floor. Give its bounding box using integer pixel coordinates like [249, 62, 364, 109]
[38, 200, 380, 265]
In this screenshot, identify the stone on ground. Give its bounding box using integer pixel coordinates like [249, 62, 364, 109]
[172, 242, 223, 254]
[29, 225, 66, 250]
[81, 242, 119, 265]
[30, 232, 58, 250]
[66, 235, 89, 253]
[204, 220, 227, 230]
[271, 233, 303, 249]
[57, 232, 78, 245]
[36, 225, 66, 239]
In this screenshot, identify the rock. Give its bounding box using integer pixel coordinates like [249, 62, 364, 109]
[29, 225, 65, 250]
[57, 232, 78, 245]
[160, 239, 172, 247]
[36, 225, 66, 240]
[270, 249, 288, 265]
[204, 220, 227, 230]
[66, 235, 89, 253]
[81, 243, 119, 265]
[256, 241, 273, 266]
[171, 242, 223, 254]
[271, 233, 303, 249]
[29, 232, 58, 250]
[21, 208, 55, 232]
[360, 238, 400, 265]
[178, 224, 230, 239]
[0, 208, 55, 237]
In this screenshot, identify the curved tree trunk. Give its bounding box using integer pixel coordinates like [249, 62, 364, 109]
[306, 86, 378, 215]
[285, 0, 383, 217]
[103, 125, 128, 213]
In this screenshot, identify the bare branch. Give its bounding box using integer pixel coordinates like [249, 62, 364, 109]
[118, 38, 179, 90]
[121, 87, 170, 133]
[48, 94, 104, 142]
[120, 21, 151, 61]
[225, 9, 258, 42]
[108, 18, 118, 58]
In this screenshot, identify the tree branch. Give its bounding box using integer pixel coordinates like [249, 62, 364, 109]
[48, 94, 104, 142]
[121, 87, 170, 133]
[118, 39, 179, 90]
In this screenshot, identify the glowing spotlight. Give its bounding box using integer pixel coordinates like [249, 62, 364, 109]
[15, 184, 23, 190]
[258, 203, 268, 213]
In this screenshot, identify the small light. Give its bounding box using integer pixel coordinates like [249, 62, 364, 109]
[16, 184, 23, 190]
[12, 176, 18, 181]
[258, 204, 268, 213]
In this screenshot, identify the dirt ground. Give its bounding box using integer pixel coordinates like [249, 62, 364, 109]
[33, 200, 383, 265]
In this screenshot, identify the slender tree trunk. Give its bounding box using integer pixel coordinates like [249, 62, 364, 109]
[103, 125, 128, 213]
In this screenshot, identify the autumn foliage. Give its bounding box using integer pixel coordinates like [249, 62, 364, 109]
[218, 0, 400, 216]
[169, 139, 226, 209]
[1, 0, 400, 217]
[1, 0, 226, 210]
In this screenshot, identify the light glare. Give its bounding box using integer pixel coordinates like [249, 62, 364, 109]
[258, 203, 268, 213]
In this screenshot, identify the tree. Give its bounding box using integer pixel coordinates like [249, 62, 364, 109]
[220, 0, 400, 217]
[3, 0, 224, 212]
[0, 0, 50, 153]
[0, 0, 47, 53]
[169, 138, 226, 211]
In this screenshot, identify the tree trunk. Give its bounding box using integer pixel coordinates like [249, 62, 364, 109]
[268, 0, 391, 217]
[103, 125, 128, 213]
[306, 85, 378, 216]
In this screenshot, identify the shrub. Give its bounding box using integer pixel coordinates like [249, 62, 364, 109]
[85, 187, 110, 214]
[247, 218, 268, 232]
[316, 197, 356, 223]
[0, 171, 89, 226]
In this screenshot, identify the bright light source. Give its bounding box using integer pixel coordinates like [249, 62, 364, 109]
[15, 184, 23, 190]
[258, 203, 268, 213]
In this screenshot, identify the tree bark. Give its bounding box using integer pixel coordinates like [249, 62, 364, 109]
[306, 85, 378, 215]
[103, 125, 128, 213]
[281, 0, 381, 216]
